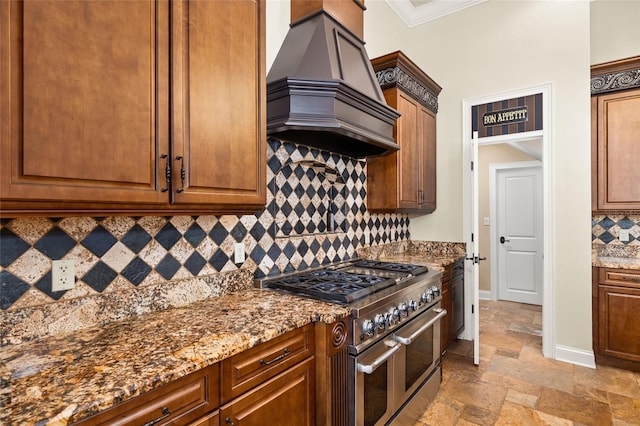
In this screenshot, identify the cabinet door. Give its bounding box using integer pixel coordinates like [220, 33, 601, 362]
[419, 106, 437, 212]
[171, 0, 266, 209]
[598, 285, 640, 363]
[220, 357, 315, 426]
[0, 1, 170, 208]
[451, 275, 465, 339]
[397, 92, 421, 210]
[595, 88, 640, 210]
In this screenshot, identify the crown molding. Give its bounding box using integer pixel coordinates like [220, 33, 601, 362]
[385, 0, 487, 28]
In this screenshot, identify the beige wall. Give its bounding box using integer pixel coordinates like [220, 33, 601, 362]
[478, 144, 537, 293]
[591, 0, 640, 64]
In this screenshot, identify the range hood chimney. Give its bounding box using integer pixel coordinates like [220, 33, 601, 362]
[267, 0, 400, 158]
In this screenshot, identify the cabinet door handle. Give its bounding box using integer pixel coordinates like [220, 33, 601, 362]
[143, 406, 170, 426]
[225, 417, 236, 426]
[160, 154, 170, 193]
[260, 348, 290, 366]
[175, 155, 185, 193]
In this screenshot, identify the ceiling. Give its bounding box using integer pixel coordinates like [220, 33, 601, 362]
[385, 0, 487, 27]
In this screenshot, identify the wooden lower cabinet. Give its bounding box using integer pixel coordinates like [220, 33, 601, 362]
[593, 267, 640, 372]
[74, 321, 351, 425]
[441, 259, 465, 354]
[220, 357, 315, 426]
[188, 411, 220, 426]
[75, 364, 220, 426]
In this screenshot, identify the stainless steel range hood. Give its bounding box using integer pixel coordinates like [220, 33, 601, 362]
[266, 10, 400, 158]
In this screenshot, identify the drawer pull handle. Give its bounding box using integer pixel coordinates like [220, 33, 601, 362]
[622, 276, 640, 282]
[260, 348, 290, 366]
[225, 418, 236, 426]
[143, 406, 170, 426]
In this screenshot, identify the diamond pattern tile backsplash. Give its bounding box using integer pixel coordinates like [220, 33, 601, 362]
[592, 213, 640, 245]
[0, 139, 410, 311]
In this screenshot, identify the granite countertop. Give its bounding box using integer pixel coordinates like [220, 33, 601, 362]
[0, 289, 350, 425]
[592, 245, 640, 271]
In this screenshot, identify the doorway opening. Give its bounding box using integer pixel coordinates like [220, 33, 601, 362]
[462, 84, 554, 365]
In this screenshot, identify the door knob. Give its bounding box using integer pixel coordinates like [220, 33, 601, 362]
[499, 236, 510, 244]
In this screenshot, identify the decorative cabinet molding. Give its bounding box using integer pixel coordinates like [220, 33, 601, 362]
[376, 66, 439, 113]
[591, 56, 640, 95]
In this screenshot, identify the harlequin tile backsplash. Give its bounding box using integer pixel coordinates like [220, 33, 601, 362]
[0, 139, 410, 318]
[592, 213, 640, 246]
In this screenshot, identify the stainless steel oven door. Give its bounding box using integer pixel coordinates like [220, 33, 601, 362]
[353, 338, 401, 426]
[392, 304, 447, 411]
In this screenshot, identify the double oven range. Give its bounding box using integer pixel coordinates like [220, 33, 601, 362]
[258, 259, 446, 425]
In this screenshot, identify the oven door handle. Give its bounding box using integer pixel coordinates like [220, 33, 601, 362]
[394, 308, 448, 346]
[356, 342, 401, 374]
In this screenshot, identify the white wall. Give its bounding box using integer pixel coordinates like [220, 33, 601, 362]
[591, 0, 640, 64]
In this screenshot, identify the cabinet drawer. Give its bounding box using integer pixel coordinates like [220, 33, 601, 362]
[599, 268, 640, 288]
[75, 364, 219, 426]
[221, 324, 314, 403]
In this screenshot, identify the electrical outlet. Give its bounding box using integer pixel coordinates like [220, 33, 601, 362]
[365, 233, 371, 245]
[52, 259, 75, 292]
[234, 242, 245, 264]
[619, 229, 630, 242]
[483, 217, 490, 226]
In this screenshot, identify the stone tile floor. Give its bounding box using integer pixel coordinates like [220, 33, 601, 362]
[414, 300, 640, 425]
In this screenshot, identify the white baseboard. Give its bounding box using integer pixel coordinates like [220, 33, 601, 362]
[478, 290, 492, 300]
[554, 344, 596, 369]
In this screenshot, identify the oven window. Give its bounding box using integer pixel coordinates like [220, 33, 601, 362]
[405, 325, 435, 391]
[364, 361, 388, 426]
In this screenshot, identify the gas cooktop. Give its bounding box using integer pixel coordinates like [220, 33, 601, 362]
[259, 259, 429, 304]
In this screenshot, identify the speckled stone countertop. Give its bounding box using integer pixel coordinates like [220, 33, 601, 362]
[0, 289, 350, 425]
[358, 240, 466, 271]
[592, 244, 640, 270]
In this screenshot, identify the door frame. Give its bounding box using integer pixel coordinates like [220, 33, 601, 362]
[461, 83, 554, 359]
[490, 160, 543, 302]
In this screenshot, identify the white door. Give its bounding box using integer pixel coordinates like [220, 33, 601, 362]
[471, 133, 480, 366]
[495, 164, 543, 305]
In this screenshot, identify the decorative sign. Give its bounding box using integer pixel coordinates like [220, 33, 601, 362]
[482, 106, 528, 127]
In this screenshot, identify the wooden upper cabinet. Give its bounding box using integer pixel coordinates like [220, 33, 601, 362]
[368, 51, 441, 214]
[171, 0, 266, 209]
[0, 0, 266, 216]
[591, 56, 640, 211]
[1, 1, 170, 209]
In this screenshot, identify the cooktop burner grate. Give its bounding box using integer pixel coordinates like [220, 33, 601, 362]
[264, 270, 397, 304]
[353, 260, 428, 275]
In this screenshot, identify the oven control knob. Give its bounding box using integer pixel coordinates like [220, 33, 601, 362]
[431, 286, 441, 297]
[408, 300, 418, 311]
[388, 309, 400, 325]
[398, 302, 409, 317]
[421, 290, 433, 303]
[362, 320, 375, 336]
[374, 314, 386, 330]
